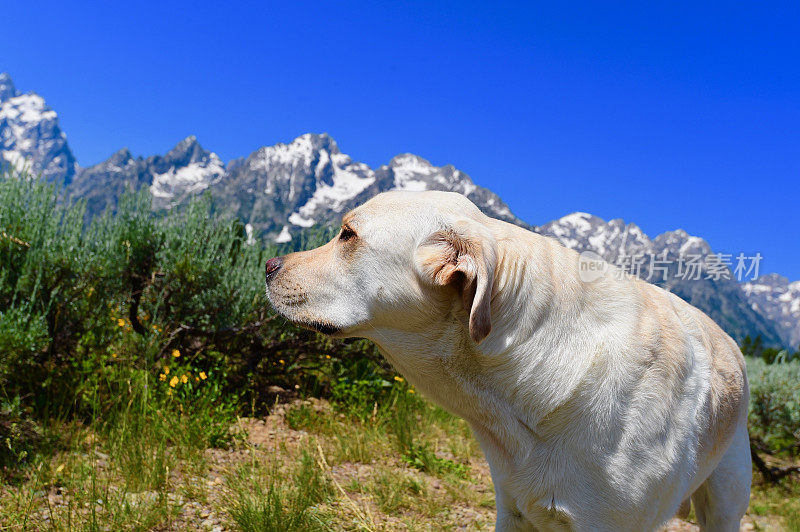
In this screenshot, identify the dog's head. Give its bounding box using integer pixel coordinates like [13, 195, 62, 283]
[265, 191, 498, 344]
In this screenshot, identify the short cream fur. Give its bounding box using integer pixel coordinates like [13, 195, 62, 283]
[265, 191, 751, 532]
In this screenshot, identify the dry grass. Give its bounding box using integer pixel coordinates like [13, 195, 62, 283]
[1, 397, 796, 531]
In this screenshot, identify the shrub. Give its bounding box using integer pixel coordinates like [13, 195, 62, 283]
[0, 169, 391, 474]
[747, 357, 800, 456]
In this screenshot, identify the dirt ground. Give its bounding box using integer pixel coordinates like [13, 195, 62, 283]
[7, 399, 791, 531]
[168, 402, 785, 531]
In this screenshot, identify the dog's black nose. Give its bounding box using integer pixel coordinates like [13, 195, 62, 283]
[265, 256, 283, 282]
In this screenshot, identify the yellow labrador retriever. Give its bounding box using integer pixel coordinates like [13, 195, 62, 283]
[265, 191, 751, 531]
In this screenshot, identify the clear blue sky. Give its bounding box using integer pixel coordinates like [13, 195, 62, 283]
[5, 2, 799, 280]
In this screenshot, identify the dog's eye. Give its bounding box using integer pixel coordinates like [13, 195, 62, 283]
[339, 225, 357, 242]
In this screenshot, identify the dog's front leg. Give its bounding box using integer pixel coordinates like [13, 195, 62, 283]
[470, 425, 536, 531]
[493, 482, 536, 531]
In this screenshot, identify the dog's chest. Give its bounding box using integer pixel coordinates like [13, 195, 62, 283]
[376, 326, 494, 414]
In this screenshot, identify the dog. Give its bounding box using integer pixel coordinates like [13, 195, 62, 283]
[265, 191, 751, 531]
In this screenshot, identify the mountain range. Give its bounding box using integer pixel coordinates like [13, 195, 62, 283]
[1, 72, 797, 348]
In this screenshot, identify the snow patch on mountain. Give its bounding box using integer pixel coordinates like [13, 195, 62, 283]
[259, 133, 319, 170]
[390, 154, 442, 191]
[288, 213, 315, 227]
[146, 136, 226, 209]
[743, 274, 800, 348]
[290, 151, 376, 225]
[540, 212, 652, 263]
[244, 223, 257, 246]
[149, 154, 225, 205]
[275, 225, 292, 243]
[388, 154, 478, 197]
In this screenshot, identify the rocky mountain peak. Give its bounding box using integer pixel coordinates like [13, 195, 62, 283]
[105, 147, 135, 166]
[544, 212, 606, 232]
[748, 273, 790, 290]
[147, 137, 225, 209]
[386, 153, 466, 191]
[539, 213, 651, 262]
[388, 153, 431, 168]
[652, 229, 712, 257]
[255, 133, 339, 166]
[0, 80, 77, 184]
[743, 274, 800, 348]
[304, 132, 339, 153]
[161, 136, 215, 167]
[0, 73, 18, 102]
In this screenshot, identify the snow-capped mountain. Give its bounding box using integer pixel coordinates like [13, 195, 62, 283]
[218, 133, 523, 242]
[743, 274, 800, 349]
[148, 136, 225, 210]
[219, 133, 378, 240]
[0, 74, 517, 236]
[540, 212, 787, 346]
[1, 71, 797, 347]
[0, 73, 77, 184]
[540, 212, 652, 264]
[70, 136, 225, 217]
[0, 73, 16, 101]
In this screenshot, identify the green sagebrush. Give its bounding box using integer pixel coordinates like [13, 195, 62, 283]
[0, 169, 385, 474]
[747, 356, 800, 456]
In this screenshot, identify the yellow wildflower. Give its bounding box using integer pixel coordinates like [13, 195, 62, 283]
[181, 374, 188, 384]
[111, 353, 117, 358]
[171, 349, 181, 358]
[117, 318, 125, 327]
[279, 359, 285, 365]
[169, 376, 179, 388]
[164, 366, 170, 374]
[199, 372, 207, 380]
[325, 355, 331, 359]
[394, 376, 404, 382]
[409, 389, 415, 394]
[195, 377, 200, 382]
[159, 373, 166, 381]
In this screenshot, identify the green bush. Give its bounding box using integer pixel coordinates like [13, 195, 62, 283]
[0, 169, 391, 475]
[0, 306, 48, 381]
[0, 395, 42, 474]
[747, 357, 800, 455]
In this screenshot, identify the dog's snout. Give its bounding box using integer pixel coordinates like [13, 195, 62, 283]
[265, 256, 284, 282]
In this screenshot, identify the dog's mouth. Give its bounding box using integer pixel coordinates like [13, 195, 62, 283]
[266, 287, 343, 336]
[299, 319, 341, 336]
[272, 305, 341, 336]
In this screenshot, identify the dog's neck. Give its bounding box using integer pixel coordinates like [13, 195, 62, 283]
[365, 228, 638, 460]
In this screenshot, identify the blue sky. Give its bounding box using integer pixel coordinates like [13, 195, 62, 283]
[5, 2, 799, 280]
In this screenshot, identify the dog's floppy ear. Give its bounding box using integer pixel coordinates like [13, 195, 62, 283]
[415, 219, 497, 343]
